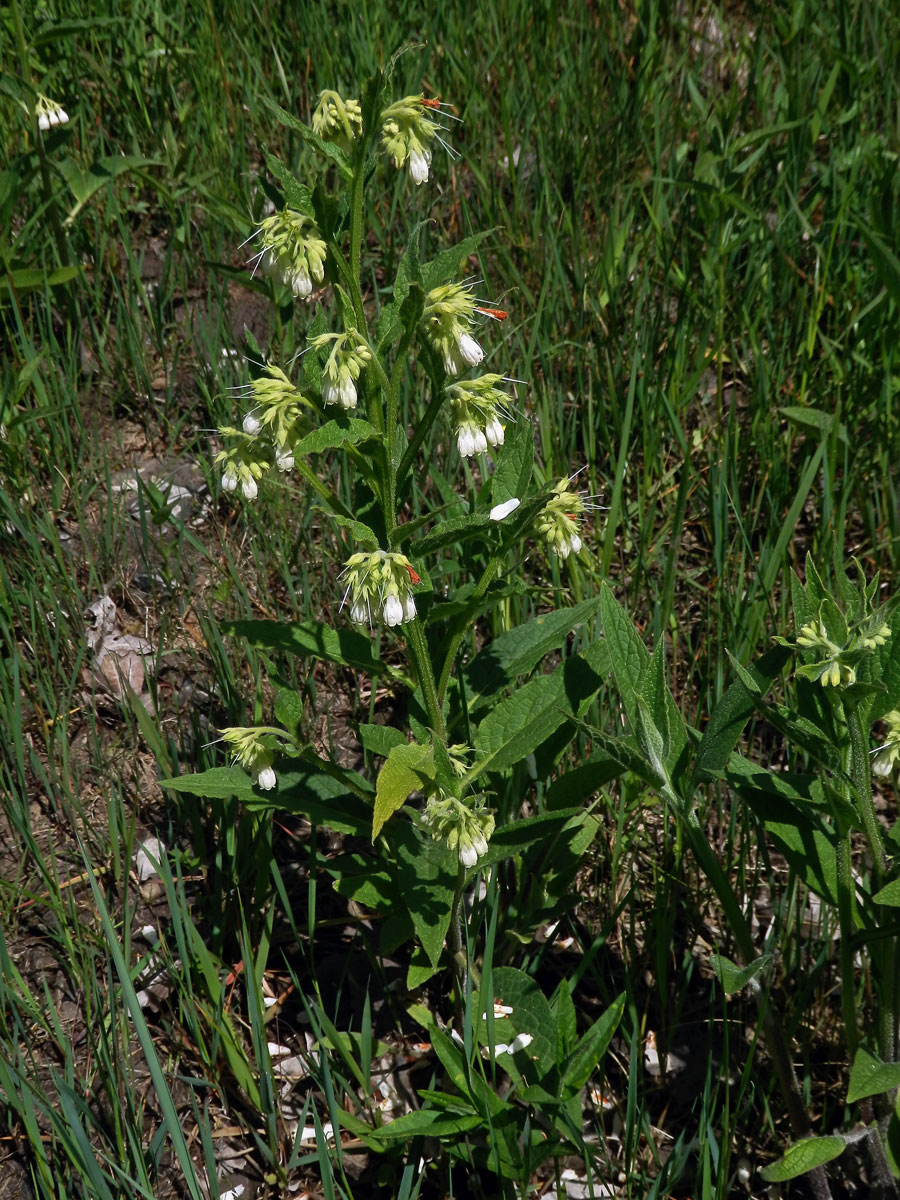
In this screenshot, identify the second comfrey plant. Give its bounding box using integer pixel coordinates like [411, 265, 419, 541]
[207, 63, 603, 931]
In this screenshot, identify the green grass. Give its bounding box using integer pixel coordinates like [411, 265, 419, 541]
[2, 0, 900, 1196]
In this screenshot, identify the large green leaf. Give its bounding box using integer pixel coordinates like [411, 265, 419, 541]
[464, 600, 604, 711]
[692, 644, 792, 784]
[221, 618, 396, 678]
[415, 513, 492, 556]
[392, 824, 456, 967]
[0, 265, 81, 300]
[470, 653, 603, 781]
[491, 419, 534, 506]
[760, 1136, 845, 1182]
[599, 583, 652, 729]
[372, 742, 433, 839]
[709, 952, 772, 996]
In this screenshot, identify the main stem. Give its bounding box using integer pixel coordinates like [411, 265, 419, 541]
[406, 618, 445, 742]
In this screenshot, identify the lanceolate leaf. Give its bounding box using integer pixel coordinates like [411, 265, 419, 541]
[692, 644, 792, 784]
[709, 952, 772, 996]
[264, 152, 314, 215]
[372, 741, 434, 839]
[599, 582, 651, 729]
[421, 231, 493, 292]
[469, 653, 604, 781]
[295, 417, 380, 456]
[560, 993, 625, 1095]
[391, 822, 455, 968]
[464, 598, 604, 711]
[260, 97, 352, 177]
[221, 618, 398, 679]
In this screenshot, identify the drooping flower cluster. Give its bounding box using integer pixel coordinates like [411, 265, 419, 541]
[872, 709, 900, 778]
[309, 331, 373, 409]
[447, 374, 509, 457]
[312, 90, 363, 152]
[537, 476, 588, 559]
[221, 727, 278, 790]
[250, 208, 327, 299]
[423, 283, 484, 376]
[215, 364, 309, 497]
[341, 550, 420, 628]
[420, 791, 495, 869]
[380, 95, 440, 185]
[34, 94, 69, 130]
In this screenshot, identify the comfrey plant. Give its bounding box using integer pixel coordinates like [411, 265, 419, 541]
[591, 559, 900, 1198]
[167, 69, 623, 1178]
[160, 67, 629, 1189]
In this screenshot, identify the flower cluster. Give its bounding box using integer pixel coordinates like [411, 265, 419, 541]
[250, 208, 327, 299]
[221, 727, 278, 790]
[381, 95, 440, 185]
[872, 709, 900, 778]
[420, 792, 495, 869]
[447, 374, 509, 457]
[537, 476, 588, 559]
[341, 550, 420, 628]
[310, 331, 372, 409]
[423, 283, 484, 376]
[312, 90, 363, 152]
[215, 364, 310, 497]
[35, 94, 69, 130]
[794, 613, 890, 689]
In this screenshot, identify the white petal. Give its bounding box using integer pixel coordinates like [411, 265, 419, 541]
[402, 594, 417, 622]
[409, 149, 430, 185]
[241, 476, 258, 500]
[221, 471, 238, 492]
[275, 450, 294, 472]
[459, 842, 478, 868]
[489, 498, 520, 522]
[473, 429, 487, 454]
[242, 412, 261, 435]
[510, 1032, 533, 1052]
[255, 766, 277, 790]
[38, 114, 50, 130]
[458, 333, 484, 366]
[383, 595, 404, 627]
[569, 534, 583, 554]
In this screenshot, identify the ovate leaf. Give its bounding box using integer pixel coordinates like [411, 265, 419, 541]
[848, 1047, 900, 1103]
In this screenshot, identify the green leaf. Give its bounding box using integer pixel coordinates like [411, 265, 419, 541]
[464, 599, 605, 711]
[370, 1109, 482, 1139]
[221, 618, 396, 679]
[692, 645, 792, 784]
[0, 266, 81, 299]
[315, 508, 378, 548]
[295, 417, 380, 456]
[477, 967, 556, 1076]
[421, 231, 493, 292]
[392, 824, 455, 968]
[372, 742, 434, 839]
[57, 155, 160, 221]
[415, 513, 491, 556]
[260, 97, 352, 177]
[470, 654, 603, 781]
[847, 1047, 900, 1103]
[780, 405, 846, 442]
[264, 152, 314, 215]
[274, 687, 304, 738]
[599, 583, 652, 731]
[543, 756, 623, 808]
[872, 879, 900, 907]
[470, 808, 586, 872]
[491, 419, 534, 506]
[560, 993, 625, 1095]
[552, 979, 578, 1061]
[357, 724, 407, 757]
[160, 765, 256, 800]
[760, 1136, 846, 1182]
[709, 952, 772, 996]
